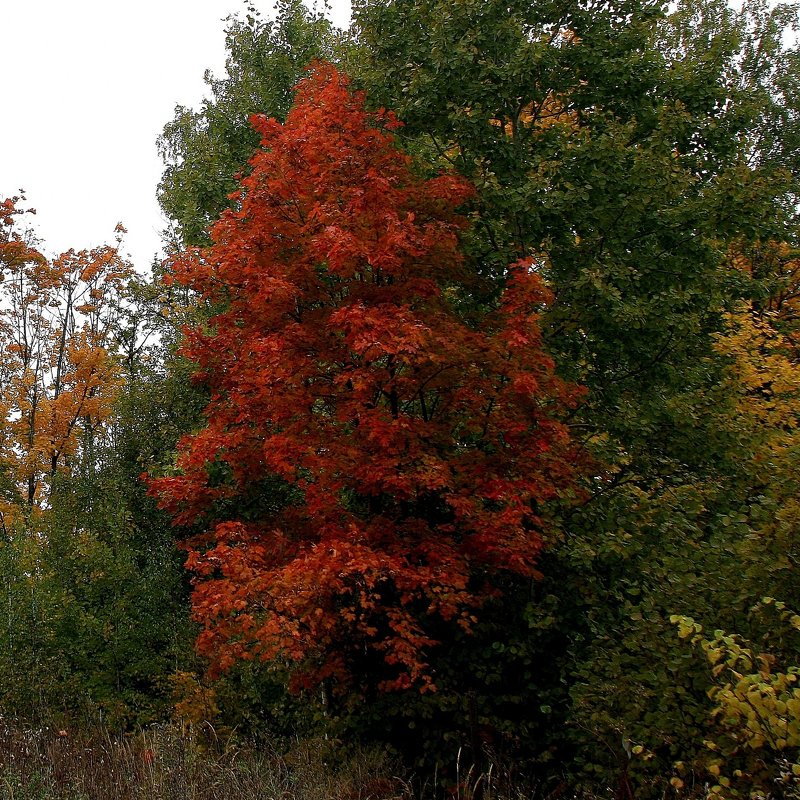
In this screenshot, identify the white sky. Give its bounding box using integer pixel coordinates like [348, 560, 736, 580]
[1, 0, 352, 269]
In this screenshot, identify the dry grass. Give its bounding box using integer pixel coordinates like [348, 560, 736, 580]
[0, 722, 542, 800]
[0, 722, 411, 800]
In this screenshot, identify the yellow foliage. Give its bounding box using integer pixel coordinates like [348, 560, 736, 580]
[489, 91, 579, 138]
[674, 611, 800, 799]
[0, 206, 132, 511]
[715, 308, 800, 428]
[170, 671, 222, 748]
[711, 284, 800, 592]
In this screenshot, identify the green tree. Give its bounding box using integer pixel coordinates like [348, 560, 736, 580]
[158, 0, 341, 248]
[348, 0, 800, 789]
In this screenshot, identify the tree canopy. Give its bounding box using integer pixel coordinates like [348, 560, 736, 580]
[1, 0, 800, 795]
[151, 65, 586, 694]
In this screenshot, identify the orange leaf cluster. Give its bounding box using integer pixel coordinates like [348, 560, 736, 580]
[0, 199, 131, 518]
[151, 64, 586, 692]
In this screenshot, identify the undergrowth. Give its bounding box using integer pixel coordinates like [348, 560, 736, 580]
[0, 721, 544, 800]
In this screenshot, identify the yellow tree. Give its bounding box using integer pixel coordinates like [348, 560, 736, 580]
[719, 241, 800, 529]
[0, 198, 131, 522]
[668, 246, 800, 795]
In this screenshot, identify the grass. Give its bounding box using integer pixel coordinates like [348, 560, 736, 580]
[0, 722, 411, 800]
[0, 721, 544, 800]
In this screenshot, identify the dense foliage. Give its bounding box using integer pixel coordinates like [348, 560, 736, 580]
[150, 65, 586, 698]
[2, 0, 800, 797]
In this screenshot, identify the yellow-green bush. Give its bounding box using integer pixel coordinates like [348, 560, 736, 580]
[674, 600, 800, 798]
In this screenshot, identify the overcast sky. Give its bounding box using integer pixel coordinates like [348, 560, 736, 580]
[1, 0, 351, 269]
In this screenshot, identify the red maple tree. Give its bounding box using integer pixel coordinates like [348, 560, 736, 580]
[151, 64, 585, 692]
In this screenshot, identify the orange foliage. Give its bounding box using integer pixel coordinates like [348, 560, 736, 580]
[150, 65, 587, 693]
[728, 240, 800, 362]
[0, 198, 131, 519]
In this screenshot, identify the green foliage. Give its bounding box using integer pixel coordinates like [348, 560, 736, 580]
[0, 262, 211, 727]
[343, 0, 800, 785]
[348, 0, 796, 479]
[157, 0, 341, 248]
[0, 422, 194, 727]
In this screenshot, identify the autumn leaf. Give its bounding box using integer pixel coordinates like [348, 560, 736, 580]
[150, 64, 587, 693]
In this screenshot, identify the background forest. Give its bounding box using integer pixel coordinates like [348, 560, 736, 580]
[1, 0, 800, 797]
